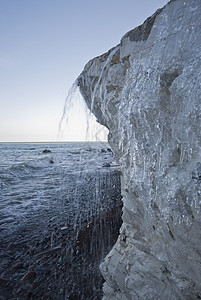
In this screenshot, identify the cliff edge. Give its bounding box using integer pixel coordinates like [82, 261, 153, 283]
[77, 0, 201, 298]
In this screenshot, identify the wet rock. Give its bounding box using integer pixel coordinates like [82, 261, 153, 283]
[12, 262, 23, 270]
[102, 163, 111, 167]
[0, 164, 122, 299]
[101, 149, 107, 153]
[43, 149, 51, 153]
[20, 271, 36, 281]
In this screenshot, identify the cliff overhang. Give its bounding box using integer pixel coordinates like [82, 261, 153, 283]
[77, 0, 201, 298]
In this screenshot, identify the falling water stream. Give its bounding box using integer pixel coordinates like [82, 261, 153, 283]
[56, 46, 123, 299]
[90, 45, 120, 113]
[58, 82, 108, 143]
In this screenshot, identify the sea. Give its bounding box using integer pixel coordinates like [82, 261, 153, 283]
[0, 142, 122, 299]
[0, 141, 119, 239]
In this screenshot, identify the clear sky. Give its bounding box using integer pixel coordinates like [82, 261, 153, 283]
[0, 0, 168, 142]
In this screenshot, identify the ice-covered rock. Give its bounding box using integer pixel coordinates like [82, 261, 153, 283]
[77, 0, 201, 298]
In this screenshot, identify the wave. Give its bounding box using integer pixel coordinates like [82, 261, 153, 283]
[11, 156, 54, 171]
[0, 156, 54, 187]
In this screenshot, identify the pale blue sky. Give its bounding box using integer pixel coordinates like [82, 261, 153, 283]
[0, 0, 168, 142]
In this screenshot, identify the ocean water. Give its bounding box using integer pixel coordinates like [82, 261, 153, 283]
[0, 142, 122, 299]
[0, 142, 118, 239]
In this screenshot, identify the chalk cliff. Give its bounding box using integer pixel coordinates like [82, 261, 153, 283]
[77, 0, 201, 298]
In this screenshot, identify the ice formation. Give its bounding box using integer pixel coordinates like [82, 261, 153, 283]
[77, 0, 201, 298]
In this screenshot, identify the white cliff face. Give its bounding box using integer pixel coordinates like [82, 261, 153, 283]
[77, 0, 201, 299]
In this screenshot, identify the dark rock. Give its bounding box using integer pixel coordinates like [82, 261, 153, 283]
[12, 262, 23, 270]
[20, 271, 36, 281]
[122, 8, 162, 42]
[192, 162, 201, 182]
[101, 149, 107, 153]
[102, 163, 111, 167]
[43, 149, 51, 153]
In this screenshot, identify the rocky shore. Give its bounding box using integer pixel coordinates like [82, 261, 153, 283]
[0, 168, 122, 299]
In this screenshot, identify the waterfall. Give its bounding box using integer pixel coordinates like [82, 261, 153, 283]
[56, 65, 122, 299]
[57, 81, 108, 142]
[55, 43, 124, 299]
